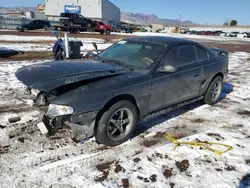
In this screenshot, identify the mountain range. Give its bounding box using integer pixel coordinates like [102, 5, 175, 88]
[0, 6, 197, 26]
[121, 12, 197, 26]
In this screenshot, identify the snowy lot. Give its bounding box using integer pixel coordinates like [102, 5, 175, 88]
[0, 33, 250, 188]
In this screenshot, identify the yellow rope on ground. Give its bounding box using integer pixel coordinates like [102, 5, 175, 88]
[167, 134, 233, 155]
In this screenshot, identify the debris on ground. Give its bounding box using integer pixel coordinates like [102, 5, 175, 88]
[8, 116, 21, 123]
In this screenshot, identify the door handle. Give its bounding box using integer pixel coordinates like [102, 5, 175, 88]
[193, 72, 200, 77]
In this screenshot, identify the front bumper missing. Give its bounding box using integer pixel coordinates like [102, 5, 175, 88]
[41, 111, 98, 141]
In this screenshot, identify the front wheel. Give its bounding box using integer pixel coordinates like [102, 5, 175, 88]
[95, 100, 138, 146]
[203, 76, 223, 105]
[106, 30, 111, 35]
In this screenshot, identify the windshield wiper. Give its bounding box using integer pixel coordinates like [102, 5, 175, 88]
[109, 59, 134, 71]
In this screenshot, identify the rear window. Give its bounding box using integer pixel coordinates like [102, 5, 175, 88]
[196, 46, 208, 61]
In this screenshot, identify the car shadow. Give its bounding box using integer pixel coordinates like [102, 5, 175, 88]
[132, 82, 234, 138]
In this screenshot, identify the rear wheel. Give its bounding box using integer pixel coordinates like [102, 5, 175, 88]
[202, 76, 223, 105]
[44, 25, 49, 31]
[95, 100, 138, 146]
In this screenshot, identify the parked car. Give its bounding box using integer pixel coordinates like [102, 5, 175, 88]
[226, 32, 239, 37]
[16, 20, 51, 32]
[0, 47, 24, 58]
[59, 13, 96, 28]
[237, 32, 248, 38]
[96, 21, 112, 35]
[111, 23, 122, 33]
[212, 30, 223, 36]
[16, 36, 228, 146]
[219, 32, 227, 37]
[203, 31, 213, 36]
[120, 26, 133, 33]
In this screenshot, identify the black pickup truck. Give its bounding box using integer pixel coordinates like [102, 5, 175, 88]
[59, 13, 96, 28]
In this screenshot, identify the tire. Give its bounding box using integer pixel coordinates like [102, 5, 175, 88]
[44, 25, 49, 31]
[95, 100, 138, 146]
[106, 30, 111, 35]
[54, 49, 66, 61]
[86, 22, 91, 28]
[202, 76, 223, 105]
[100, 30, 104, 35]
[23, 27, 28, 32]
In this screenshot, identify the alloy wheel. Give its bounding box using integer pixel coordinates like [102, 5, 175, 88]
[107, 108, 134, 141]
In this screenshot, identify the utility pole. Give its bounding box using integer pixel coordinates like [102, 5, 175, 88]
[178, 14, 182, 29]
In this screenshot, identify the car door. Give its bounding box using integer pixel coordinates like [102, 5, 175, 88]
[36, 20, 44, 29]
[28, 21, 36, 30]
[32, 20, 40, 30]
[162, 44, 202, 106]
[77, 15, 88, 25]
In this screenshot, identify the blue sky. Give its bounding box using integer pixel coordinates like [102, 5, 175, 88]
[2, 0, 250, 25]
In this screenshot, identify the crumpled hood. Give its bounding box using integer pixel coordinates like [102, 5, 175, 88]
[15, 59, 128, 92]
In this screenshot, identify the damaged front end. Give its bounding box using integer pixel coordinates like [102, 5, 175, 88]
[15, 60, 127, 141]
[24, 84, 98, 141]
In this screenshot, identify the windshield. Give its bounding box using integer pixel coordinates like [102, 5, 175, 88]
[22, 20, 32, 25]
[98, 40, 165, 69]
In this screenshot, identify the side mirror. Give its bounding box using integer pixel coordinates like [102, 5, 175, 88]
[92, 42, 98, 54]
[158, 65, 177, 73]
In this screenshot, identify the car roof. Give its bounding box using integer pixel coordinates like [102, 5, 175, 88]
[125, 36, 195, 45]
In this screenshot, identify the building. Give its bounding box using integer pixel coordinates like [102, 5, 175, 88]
[45, 0, 120, 24]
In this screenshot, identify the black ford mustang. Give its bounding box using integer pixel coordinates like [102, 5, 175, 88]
[16, 36, 228, 146]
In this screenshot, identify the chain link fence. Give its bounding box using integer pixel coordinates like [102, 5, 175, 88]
[0, 16, 60, 30]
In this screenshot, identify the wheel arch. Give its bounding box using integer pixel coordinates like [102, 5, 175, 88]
[203, 72, 224, 95]
[94, 94, 140, 135]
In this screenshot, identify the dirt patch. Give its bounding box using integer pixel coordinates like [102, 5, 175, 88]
[163, 168, 173, 179]
[114, 163, 125, 173]
[96, 161, 114, 171]
[0, 51, 53, 62]
[155, 153, 163, 159]
[0, 30, 132, 41]
[95, 161, 114, 182]
[176, 160, 189, 172]
[142, 139, 159, 147]
[170, 183, 175, 188]
[96, 146, 111, 151]
[246, 159, 250, 165]
[237, 110, 250, 116]
[190, 118, 205, 123]
[122, 178, 129, 188]
[137, 176, 150, 183]
[94, 171, 109, 182]
[153, 131, 168, 139]
[225, 165, 236, 171]
[149, 174, 157, 182]
[201, 41, 250, 53]
[0, 40, 54, 44]
[216, 168, 223, 171]
[0, 145, 9, 154]
[133, 158, 141, 163]
[207, 133, 225, 141]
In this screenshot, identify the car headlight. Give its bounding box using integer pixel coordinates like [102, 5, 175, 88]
[47, 104, 74, 117]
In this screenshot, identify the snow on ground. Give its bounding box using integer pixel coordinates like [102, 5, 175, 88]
[0, 52, 249, 188]
[0, 35, 106, 43]
[0, 43, 112, 52]
[114, 32, 250, 43]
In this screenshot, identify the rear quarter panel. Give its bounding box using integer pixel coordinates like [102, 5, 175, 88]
[200, 51, 228, 95]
